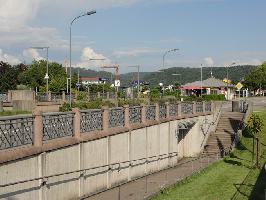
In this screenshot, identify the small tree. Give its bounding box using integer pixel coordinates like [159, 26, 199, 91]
[247, 113, 264, 168]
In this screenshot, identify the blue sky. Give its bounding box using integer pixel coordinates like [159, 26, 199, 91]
[0, 0, 265, 73]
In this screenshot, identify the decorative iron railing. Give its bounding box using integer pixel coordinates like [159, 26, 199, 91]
[129, 106, 142, 124]
[0, 115, 34, 150]
[42, 112, 74, 141]
[146, 105, 156, 121]
[0, 93, 8, 102]
[0, 102, 213, 151]
[36, 93, 48, 102]
[205, 102, 211, 112]
[196, 102, 204, 113]
[51, 93, 62, 102]
[80, 109, 103, 133]
[169, 104, 178, 117]
[159, 104, 167, 119]
[109, 108, 125, 128]
[181, 102, 193, 114]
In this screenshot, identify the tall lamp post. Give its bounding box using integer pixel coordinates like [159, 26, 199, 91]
[201, 64, 203, 97]
[128, 65, 140, 98]
[69, 10, 96, 106]
[30, 46, 49, 100]
[226, 62, 236, 100]
[162, 48, 179, 68]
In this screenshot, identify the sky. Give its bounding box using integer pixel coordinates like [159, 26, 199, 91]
[0, 0, 265, 73]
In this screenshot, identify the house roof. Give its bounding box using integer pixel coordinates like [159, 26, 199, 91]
[181, 77, 234, 89]
[80, 77, 100, 81]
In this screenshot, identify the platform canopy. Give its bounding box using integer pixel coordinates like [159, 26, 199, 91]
[181, 77, 234, 90]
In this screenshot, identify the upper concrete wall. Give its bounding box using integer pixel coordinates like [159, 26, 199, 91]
[0, 112, 218, 200]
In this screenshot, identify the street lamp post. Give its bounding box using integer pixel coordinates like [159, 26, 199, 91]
[69, 10, 96, 106]
[162, 48, 179, 68]
[30, 46, 49, 100]
[128, 65, 140, 99]
[201, 64, 203, 97]
[226, 62, 236, 100]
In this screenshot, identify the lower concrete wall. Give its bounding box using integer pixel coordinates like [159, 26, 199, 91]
[0, 114, 216, 200]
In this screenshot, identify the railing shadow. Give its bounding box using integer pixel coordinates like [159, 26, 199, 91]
[248, 162, 266, 200]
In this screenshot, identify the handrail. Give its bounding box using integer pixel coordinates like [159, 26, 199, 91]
[200, 101, 224, 149]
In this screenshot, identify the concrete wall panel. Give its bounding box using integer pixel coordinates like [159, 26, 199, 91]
[0, 156, 39, 200]
[45, 145, 80, 200]
[169, 120, 179, 166]
[109, 133, 129, 187]
[146, 126, 159, 173]
[159, 123, 169, 169]
[83, 138, 108, 195]
[130, 128, 147, 179]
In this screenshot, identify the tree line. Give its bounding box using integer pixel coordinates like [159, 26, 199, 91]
[0, 60, 78, 93]
[0, 60, 264, 93]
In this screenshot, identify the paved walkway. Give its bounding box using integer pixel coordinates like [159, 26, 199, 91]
[84, 154, 220, 200]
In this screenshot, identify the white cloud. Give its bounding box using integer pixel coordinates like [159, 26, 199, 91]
[76, 47, 111, 68]
[23, 49, 45, 61]
[113, 48, 158, 58]
[0, 49, 21, 65]
[0, 0, 40, 27]
[204, 57, 214, 67]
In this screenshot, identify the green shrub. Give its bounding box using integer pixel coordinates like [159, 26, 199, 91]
[202, 94, 225, 101]
[77, 91, 87, 101]
[118, 98, 144, 107]
[59, 102, 72, 112]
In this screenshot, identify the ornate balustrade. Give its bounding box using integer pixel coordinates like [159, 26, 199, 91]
[159, 104, 167, 119]
[0, 101, 213, 151]
[0, 115, 34, 150]
[109, 107, 125, 128]
[36, 93, 48, 102]
[196, 102, 204, 113]
[80, 109, 103, 133]
[0, 93, 8, 102]
[51, 93, 62, 102]
[169, 104, 178, 117]
[129, 106, 142, 124]
[42, 112, 74, 141]
[181, 102, 193, 114]
[146, 105, 156, 121]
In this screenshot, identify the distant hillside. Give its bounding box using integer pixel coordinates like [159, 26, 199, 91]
[141, 65, 257, 86]
[74, 65, 257, 87]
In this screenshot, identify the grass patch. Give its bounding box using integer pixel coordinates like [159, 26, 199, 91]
[152, 110, 266, 200]
[0, 110, 31, 116]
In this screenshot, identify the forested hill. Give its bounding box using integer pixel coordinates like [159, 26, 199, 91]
[141, 65, 257, 86]
[75, 65, 257, 86]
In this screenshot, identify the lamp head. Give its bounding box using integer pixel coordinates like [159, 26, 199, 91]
[86, 10, 96, 15]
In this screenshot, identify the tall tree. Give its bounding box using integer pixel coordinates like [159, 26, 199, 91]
[0, 61, 26, 92]
[244, 62, 266, 92]
[19, 60, 67, 92]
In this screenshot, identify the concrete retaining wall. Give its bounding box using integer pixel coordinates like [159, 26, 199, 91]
[0, 115, 216, 200]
